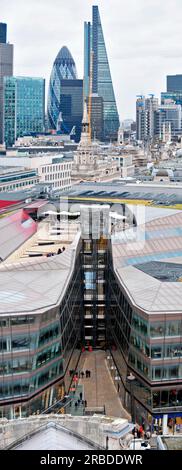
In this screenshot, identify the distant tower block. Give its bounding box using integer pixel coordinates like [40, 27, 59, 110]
[162, 121, 171, 143]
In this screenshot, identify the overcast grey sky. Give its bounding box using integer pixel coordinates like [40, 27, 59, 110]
[1, 0, 182, 120]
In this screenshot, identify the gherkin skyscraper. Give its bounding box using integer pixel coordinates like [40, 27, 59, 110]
[84, 5, 119, 141]
[47, 46, 78, 130]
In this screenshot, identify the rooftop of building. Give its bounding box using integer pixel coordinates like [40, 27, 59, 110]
[0, 414, 132, 450]
[0, 208, 80, 314]
[62, 181, 182, 205]
[112, 208, 182, 314]
[1, 204, 182, 315]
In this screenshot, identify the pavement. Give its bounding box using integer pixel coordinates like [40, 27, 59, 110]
[76, 350, 130, 419]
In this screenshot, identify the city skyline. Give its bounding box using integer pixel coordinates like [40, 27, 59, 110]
[1, 0, 182, 120]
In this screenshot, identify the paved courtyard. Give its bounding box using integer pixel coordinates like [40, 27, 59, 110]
[77, 350, 130, 419]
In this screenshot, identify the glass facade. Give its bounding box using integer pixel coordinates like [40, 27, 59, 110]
[59, 79, 83, 142]
[4, 76, 45, 147]
[80, 206, 110, 348]
[0, 37, 13, 144]
[47, 46, 78, 133]
[107, 248, 182, 427]
[84, 6, 119, 141]
[0, 255, 83, 419]
[161, 91, 182, 106]
[1, 206, 182, 428]
[0, 23, 7, 44]
[167, 75, 182, 92]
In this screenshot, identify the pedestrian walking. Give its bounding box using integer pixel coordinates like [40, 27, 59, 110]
[85, 400, 87, 407]
[80, 392, 83, 400]
[81, 371, 84, 379]
[75, 402, 78, 408]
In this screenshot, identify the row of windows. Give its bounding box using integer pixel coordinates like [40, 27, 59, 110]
[0, 343, 62, 375]
[0, 179, 38, 191]
[41, 164, 70, 173]
[0, 311, 58, 328]
[132, 313, 182, 338]
[0, 361, 63, 399]
[44, 172, 70, 181]
[129, 351, 182, 380]
[0, 323, 60, 352]
[50, 180, 71, 188]
[131, 333, 182, 359]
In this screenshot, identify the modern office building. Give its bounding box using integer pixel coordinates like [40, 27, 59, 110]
[136, 95, 158, 142]
[47, 46, 83, 140]
[0, 167, 39, 192]
[84, 6, 119, 141]
[167, 75, 182, 92]
[0, 202, 182, 431]
[0, 23, 13, 144]
[0, 154, 72, 192]
[0, 231, 82, 419]
[154, 104, 181, 139]
[0, 23, 7, 44]
[4, 76, 45, 147]
[161, 91, 182, 107]
[108, 208, 182, 433]
[86, 94, 104, 141]
[58, 79, 83, 142]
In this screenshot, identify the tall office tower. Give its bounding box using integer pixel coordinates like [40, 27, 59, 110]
[4, 76, 45, 147]
[57, 79, 83, 142]
[136, 95, 158, 142]
[86, 94, 104, 141]
[154, 104, 181, 139]
[47, 46, 83, 140]
[0, 23, 13, 144]
[167, 75, 182, 92]
[84, 5, 119, 142]
[0, 23, 7, 43]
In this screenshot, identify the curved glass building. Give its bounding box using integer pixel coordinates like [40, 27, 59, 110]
[47, 46, 79, 132]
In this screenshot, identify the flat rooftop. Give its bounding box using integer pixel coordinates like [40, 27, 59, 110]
[61, 182, 182, 206]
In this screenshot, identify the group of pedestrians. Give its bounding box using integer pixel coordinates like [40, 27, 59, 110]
[132, 424, 150, 439]
[74, 392, 87, 409]
[69, 369, 91, 379]
[82, 369, 91, 378]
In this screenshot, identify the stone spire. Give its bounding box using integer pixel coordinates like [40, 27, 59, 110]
[80, 100, 90, 144]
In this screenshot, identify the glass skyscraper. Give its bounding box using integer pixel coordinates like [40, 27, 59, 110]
[84, 6, 119, 141]
[0, 23, 7, 44]
[167, 75, 182, 92]
[0, 23, 13, 144]
[58, 79, 83, 142]
[47, 46, 79, 132]
[4, 77, 45, 147]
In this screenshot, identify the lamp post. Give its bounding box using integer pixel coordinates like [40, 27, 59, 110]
[127, 373, 135, 422]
